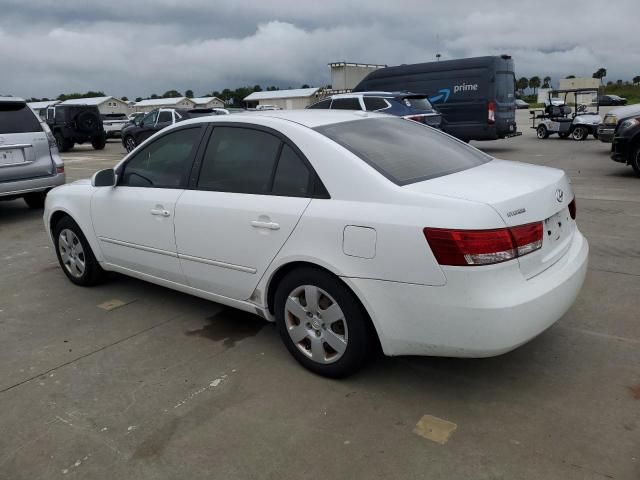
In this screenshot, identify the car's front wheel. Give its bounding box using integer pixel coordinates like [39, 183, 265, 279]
[572, 125, 588, 141]
[274, 267, 372, 378]
[124, 135, 137, 152]
[631, 144, 640, 177]
[536, 125, 549, 139]
[53, 216, 105, 286]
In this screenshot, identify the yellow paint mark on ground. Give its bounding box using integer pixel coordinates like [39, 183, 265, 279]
[413, 415, 457, 444]
[97, 299, 134, 311]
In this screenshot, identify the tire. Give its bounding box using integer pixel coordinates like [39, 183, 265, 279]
[631, 144, 640, 177]
[274, 267, 372, 378]
[91, 135, 106, 150]
[536, 125, 549, 139]
[572, 126, 587, 141]
[593, 131, 599, 140]
[54, 133, 73, 152]
[53, 216, 105, 286]
[23, 191, 46, 209]
[75, 110, 100, 134]
[124, 135, 137, 152]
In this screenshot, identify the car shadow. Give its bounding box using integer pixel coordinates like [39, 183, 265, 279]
[0, 200, 43, 227]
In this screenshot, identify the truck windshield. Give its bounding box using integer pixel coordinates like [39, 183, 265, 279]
[495, 73, 515, 103]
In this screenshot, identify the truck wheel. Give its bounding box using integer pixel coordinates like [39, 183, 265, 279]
[536, 125, 549, 139]
[91, 135, 106, 150]
[631, 144, 640, 177]
[572, 126, 587, 141]
[54, 133, 73, 152]
[23, 191, 46, 209]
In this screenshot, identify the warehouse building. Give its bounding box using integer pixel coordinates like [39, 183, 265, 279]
[59, 96, 129, 115]
[243, 87, 321, 109]
[328, 62, 386, 92]
[191, 96, 225, 109]
[134, 97, 197, 112]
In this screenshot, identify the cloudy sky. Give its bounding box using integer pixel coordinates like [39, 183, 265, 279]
[1, 0, 638, 99]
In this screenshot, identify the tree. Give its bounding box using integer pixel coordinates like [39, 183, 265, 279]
[592, 68, 607, 86]
[266, 86, 279, 91]
[565, 75, 576, 79]
[633, 76, 640, 85]
[185, 89, 194, 98]
[150, 93, 159, 99]
[606, 81, 613, 86]
[56, 91, 106, 101]
[162, 89, 182, 98]
[135, 97, 142, 102]
[516, 77, 529, 94]
[616, 79, 623, 86]
[301, 84, 310, 88]
[529, 76, 541, 94]
[253, 85, 262, 92]
[542, 76, 551, 88]
[121, 96, 128, 101]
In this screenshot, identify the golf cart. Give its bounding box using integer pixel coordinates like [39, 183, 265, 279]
[531, 88, 602, 140]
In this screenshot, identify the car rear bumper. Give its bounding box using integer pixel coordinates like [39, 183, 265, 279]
[0, 171, 65, 197]
[344, 229, 588, 357]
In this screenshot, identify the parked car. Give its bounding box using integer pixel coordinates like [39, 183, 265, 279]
[128, 112, 145, 124]
[597, 104, 640, 143]
[515, 99, 529, 109]
[353, 55, 520, 141]
[1, 97, 65, 208]
[45, 104, 106, 152]
[307, 91, 443, 129]
[44, 110, 588, 377]
[121, 108, 228, 152]
[610, 115, 640, 176]
[597, 95, 627, 106]
[102, 113, 129, 139]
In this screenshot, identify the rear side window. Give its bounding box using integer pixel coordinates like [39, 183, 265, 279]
[157, 111, 173, 123]
[120, 127, 201, 188]
[363, 97, 389, 111]
[0, 102, 42, 134]
[307, 99, 331, 109]
[197, 127, 281, 194]
[331, 98, 362, 110]
[315, 118, 489, 185]
[272, 144, 311, 196]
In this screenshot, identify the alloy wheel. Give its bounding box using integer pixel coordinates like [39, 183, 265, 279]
[284, 285, 348, 364]
[125, 137, 136, 152]
[58, 229, 86, 278]
[572, 126, 587, 141]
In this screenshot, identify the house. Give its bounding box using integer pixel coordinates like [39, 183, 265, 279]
[134, 97, 197, 112]
[243, 88, 321, 110]
[27, 100, 60, 119]
[191, 97, 225, 109]
[59, 96, 129, 115]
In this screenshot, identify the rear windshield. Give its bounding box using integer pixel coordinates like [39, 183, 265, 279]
[495, 73, 515, 103]
[315, 117, 489, 185]
[401, 96, 432, 111]
[0, 102, 43, 134]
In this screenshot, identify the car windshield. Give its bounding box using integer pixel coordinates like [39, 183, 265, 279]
[0, 101, 43, 134]
[315, 117, 490, 185]
[401, 96, 432, 110]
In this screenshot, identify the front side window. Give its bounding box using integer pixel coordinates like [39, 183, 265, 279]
[0, 102, 42, 134]
[120, 127, 201, 188]
[142, 111, 158, 126]
[197, 127, 281, 194]
[331, 98, 362, 110]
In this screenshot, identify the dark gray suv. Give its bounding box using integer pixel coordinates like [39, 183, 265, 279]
[0, 97, 65, 208]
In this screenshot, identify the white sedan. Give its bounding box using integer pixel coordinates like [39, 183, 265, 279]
[44, 111, 588, 377]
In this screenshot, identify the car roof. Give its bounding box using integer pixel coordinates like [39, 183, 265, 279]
[0, 96, 26, 103]
[177, 109, 388, 129]
[331, 91, 424, 98]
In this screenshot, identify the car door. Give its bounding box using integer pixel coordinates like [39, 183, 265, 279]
[174, 125, 321, 300]
[135, 110, 160, 144]
[91, 126, 204, 283]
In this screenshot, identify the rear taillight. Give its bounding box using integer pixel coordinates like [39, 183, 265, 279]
[488, 101, 496, 124]
[404, 115, 426, 124]
[56, 165, 64, 174]
[568, 198, 576, 220]
[424, 222, 543, 266]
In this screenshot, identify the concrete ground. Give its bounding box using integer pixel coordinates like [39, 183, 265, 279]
[1, 111, 638, 479]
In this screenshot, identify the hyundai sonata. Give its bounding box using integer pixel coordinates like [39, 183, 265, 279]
[44, 111, 588, 377]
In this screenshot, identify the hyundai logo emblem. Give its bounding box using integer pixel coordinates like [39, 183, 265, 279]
[556, 189, 564, 202]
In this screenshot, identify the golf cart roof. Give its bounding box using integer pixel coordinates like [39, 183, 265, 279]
[550, 88, 599, 95]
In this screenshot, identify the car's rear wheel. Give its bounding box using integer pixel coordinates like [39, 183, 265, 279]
[631, 144, 640, 177]
[53, 216, 105, 286]
[274, 267, 371, 378]
[124, 135, 136, 152]
[54, 133, 73, 152]
[23, 191, 46, 209]
[536, 125, 549, 139]
[572, 126, 588, 141]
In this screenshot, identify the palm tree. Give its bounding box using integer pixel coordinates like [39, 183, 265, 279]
[565, 75, 576, 79]
[516, 77, 529, 95]
[633, 76, 640, 85]
[529, 76, 541, 95]
[592, 68, 607, 86]
[542, 76, 551, 88]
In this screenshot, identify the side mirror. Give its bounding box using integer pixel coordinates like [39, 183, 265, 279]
[92, 168, 116, 187]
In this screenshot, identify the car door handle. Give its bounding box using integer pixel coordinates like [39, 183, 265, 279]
[150, 208, 171, 217]
[251, 220, 280, 230]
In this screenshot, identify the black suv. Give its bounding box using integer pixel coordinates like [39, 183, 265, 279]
[610, 115, 640, 176]
[46, 104, 106, 152]
[121, 108, 227, 152]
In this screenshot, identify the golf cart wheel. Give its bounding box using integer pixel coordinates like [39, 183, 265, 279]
[631, 144, 640, 177]
[558, 132, 570, 139]
[572, 126, 587, 141]
[536, 125, 549, 139]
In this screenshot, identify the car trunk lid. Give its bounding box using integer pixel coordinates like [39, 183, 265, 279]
[405, 159, 576, 278]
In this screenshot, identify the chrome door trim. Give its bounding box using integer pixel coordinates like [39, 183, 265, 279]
[98, 236, 178, 258]
[178, 253, 257, 274]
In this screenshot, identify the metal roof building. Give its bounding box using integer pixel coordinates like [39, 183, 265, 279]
[59, 96, 130, 114]
[191, 97, 225, 108]
[134, 97, 197, 112]
[243, 88, 321, 109]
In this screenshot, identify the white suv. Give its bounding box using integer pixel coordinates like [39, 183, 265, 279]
[0, 97, 65, 208]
